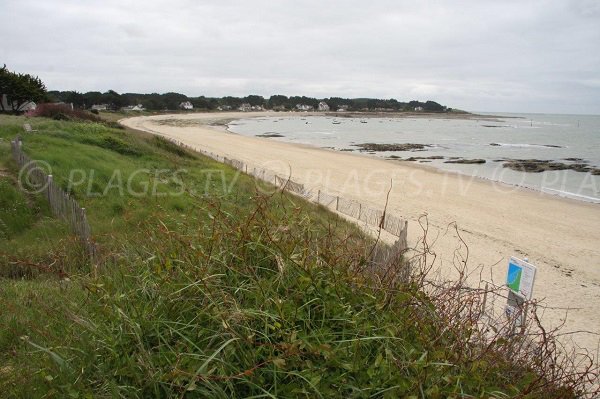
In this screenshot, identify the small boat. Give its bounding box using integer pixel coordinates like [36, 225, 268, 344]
[332, 121, 341, 125]
[360, 120, 367, 124]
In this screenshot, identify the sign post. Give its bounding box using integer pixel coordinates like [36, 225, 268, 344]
[505, 257, 537, 333]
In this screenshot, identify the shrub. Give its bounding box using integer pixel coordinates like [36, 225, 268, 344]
[26, 103, 102, 123]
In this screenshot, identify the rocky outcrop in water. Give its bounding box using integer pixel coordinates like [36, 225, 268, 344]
[256, 133, 284, 138]
[444, 158, 486, 164]
[502, 159, 600, 174]
[387, 155, 444, 161]
[354, 143, 431, 152]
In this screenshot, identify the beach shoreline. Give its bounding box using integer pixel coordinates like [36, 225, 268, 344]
[224, 118, 600, 206]
[121, 111, 600, 354]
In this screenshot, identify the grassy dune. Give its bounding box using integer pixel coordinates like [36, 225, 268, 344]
[0, 114, 593, 398]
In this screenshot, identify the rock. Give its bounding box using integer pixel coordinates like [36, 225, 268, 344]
[353, 143, 432, 152]
[256, 133, 284, 138]
[502, 159, 600, 174]
[503, 160, 567, 173]
[444, 158, 486, 164]
[407, 156, 444, 161]
[387, 155, 444, 161]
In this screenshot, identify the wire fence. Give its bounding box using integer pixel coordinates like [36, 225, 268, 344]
[161, 135, 409, 248]
[11, 136, 96, 258]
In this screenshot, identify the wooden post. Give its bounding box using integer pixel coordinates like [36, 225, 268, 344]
[358, 203, 362, 220]
[336, 196, 339, 211]
[481, 282, 489, 317]
[317, 190, 320, 204]
[47, 175, 53, 208]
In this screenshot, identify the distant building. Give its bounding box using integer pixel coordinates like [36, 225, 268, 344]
[272, 105, 286, 112]
[217, 105, 232, 111]
[414, 106, 424, 112]
[336, 105, 349, 112]
[179, 101, 193, 110]
[318, 101, 330, 112]
[91, 104, 109, 111]
[1, 94, 37, 111]
[122, 104, 146, 112]
[238, 103, 252, 112]
[295, 104, 313, 112]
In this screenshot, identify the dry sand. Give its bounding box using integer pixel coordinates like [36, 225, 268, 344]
[121, 111, 600, 354]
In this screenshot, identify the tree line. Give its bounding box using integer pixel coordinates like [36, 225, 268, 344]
[47, 90, 449, 112]
[1, 65, 449, 113]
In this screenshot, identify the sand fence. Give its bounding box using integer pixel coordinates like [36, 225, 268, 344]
[9, 133, 408, 266]
[164, 136, 409, 248]
[10, 136, 95, 258]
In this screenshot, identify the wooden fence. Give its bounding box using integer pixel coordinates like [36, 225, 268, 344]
[159, 135, 409, 250]
[11, 136, 95, 257]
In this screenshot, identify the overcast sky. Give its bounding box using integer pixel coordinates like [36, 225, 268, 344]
[1, 0, 599, 113]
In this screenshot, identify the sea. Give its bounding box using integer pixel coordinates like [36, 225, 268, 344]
[227, 113, 600, 203]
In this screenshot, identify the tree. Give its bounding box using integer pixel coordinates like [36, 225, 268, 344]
[162, 92, 188, 110]
[243, 95, 265, 107]
[423, 100, 445, 112]
[102, 90, 126, 109]
[267, 95, 289, 109]
[0, 65, 47, 112]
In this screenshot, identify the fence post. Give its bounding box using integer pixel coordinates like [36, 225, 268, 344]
[47, 175, 53, 208]
[482, 282, 489, 317]
[358, 203, 362, 220]
[317, 190, 320, 204]
[336, 196, 339, 211]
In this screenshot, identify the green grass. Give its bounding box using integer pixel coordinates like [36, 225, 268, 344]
[0, 114, 589, 398]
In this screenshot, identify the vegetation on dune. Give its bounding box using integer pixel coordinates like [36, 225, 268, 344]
[0, 114, 598, 397]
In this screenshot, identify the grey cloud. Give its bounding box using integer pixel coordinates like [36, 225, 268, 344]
[1, 0, 599, 113]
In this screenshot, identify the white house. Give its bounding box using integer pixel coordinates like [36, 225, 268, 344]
[414, 106, 424, 112]
[238, 103, 252, 112]
[122, 104, 146, 112]
[91, 104, 109, 111]
[1, 94, 36, 112]
[336, 105, 349, 112]
[318, 101, 330, 112]
[295, 104, 313, 112]
[179, 101, 193, 110]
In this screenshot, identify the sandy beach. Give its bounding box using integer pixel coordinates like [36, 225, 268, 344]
[121, 112, 600, 354]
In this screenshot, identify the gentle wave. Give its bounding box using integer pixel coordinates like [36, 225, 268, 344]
[492, 143, 564, 149]
[541, 188, 600, 203]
